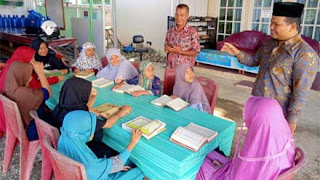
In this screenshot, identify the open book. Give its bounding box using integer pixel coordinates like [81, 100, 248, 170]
[151, 95, 189, 111]
[92, 78, 114, 88]
[75, 71, 95, 79]
[113, 83, 145, 94]
[92, 103, 121, 119]
[170, 122, 218, 152]
[122, 116, 166, 139]
[44, 69, 62, 77]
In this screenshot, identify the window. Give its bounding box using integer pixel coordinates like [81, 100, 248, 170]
[217, 0, 243, 41]
[251, 0, 281, 34]
[298, 0, 320, 41]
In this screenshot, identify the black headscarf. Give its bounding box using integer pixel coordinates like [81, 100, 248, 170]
[30, 37, 69, 70]
[52, 77, 92, 128]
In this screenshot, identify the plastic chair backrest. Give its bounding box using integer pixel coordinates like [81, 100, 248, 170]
[101, 57, 108, 68]
[196, 76, 219, 114]
[163, 68, 175, 96]
[30, 110, 60, 148]
[43, 136, 88, 180]
[0, 94, 26, 142]
[277, 147, 307, 180]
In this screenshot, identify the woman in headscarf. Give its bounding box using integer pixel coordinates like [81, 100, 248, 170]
[57, 110, 144, 180]
[72, 42, 102, 74]
[209, 96, 295, 180]
[53, 77, 132, 158]
[172, 63, 211, 113]
[96, 48, 138, 84]
[0, 46, 63, 91]
[4, 61, 52, 140]
[125, 60, 161, 97]
[31, 37, 69, 73]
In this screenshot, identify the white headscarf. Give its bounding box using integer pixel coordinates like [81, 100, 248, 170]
[72, 42, 102, 71]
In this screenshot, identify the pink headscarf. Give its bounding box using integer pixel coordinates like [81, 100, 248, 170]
[211, 96, 295, 180]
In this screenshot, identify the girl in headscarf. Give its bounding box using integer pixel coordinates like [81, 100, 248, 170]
[57, 110, 144, 180]
[31, 37, 69, 73]
[53, 77, 132, 158]
[125, 60, 161, 97]
[97, 48, 138, 84]
[4, 61, 52, 141]
[172, 63, 211, 113]
[0, 46, 63, 92]
[208, 96, 295, 180]
[72, 42, 103, 74]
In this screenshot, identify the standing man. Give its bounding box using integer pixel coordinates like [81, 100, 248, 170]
[164, 4, 201, 68]
[222, 2, 319, 133]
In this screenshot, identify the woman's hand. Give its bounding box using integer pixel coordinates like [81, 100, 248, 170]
[112, 82, 124, 90]
[58, 75, 65, 81]
[61, 69, 69, 75]
[131, 90, 149, 97]
[74, 69, 80, 74]
[118, 105, 132, 118]
[31, 61, 45, 75]
[127, 129, 142, 151]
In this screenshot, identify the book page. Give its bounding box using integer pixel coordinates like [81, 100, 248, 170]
[151, 95, 172, 106]
[139, 120, 164, 136]
[126, 85, 145, 94]
[171, 127, 206, 151]
[126, 116, 151, 129]
[166, 98, 189, 111]
[75, 71, 94, 78]
[92, 103, 120, 118]
[92, 78, 113, 88]
[113, 83, 136, 93]
[185, 123, 218, 142]
[44, 69, 62, 77]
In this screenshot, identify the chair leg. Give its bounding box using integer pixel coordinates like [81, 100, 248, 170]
[41, 149, 54, 180]
[2, 130, 17, 173]
[20, 141, 40, 180]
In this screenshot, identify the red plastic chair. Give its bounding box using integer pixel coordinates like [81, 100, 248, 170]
[0, 94, 40, 180]
[30, 110, 60, 180]
[196, 76, 219, 114]
[43, 136, 88, 180]
[0, 101, 5, 139]
[277, 147, 307, 180]
[163, 68, 176, 96]
[100, 57, 139, 70]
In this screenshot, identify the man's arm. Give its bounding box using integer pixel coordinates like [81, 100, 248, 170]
[287, 51, 319, 132]
[222, 42, 261, 67]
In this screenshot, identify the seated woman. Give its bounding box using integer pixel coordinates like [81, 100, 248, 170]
[58, 110, 144, 180]
[31, 37, 69, 74]
[71, 42, 103, 74]
[53, 77, 131, 158]
[0, 46, 63, 91]
[97, 48, 138, 84]
[172, 63, 211, 113]
[119, 60, 161, 97]
[4, 61, 52, 141]
[203, 96, 295, 180]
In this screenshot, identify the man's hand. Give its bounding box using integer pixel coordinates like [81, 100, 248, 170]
[166, 45, 182, 54]
[221, 42, 240, 56]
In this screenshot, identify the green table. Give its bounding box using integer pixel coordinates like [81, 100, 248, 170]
[46, 75, 236, 180]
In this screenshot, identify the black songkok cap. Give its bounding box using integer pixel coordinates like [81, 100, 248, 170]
[272, 2, 304, 18]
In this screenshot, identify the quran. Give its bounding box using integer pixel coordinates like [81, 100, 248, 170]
[151, 95, 189, 111]
[92, 103, 121, 118]
[122, 116, 166, 139]
[75, 71, 95, 79]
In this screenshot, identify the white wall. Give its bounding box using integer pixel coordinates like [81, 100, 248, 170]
[115, 0, 176, 55]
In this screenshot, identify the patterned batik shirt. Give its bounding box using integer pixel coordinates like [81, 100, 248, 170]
[236, 34, 319, 123]
[165, 25, 201, 68]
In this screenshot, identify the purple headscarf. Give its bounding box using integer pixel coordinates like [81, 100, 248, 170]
[96, 48, 138, 81]
[211, 96, 295, 180]
[173, 63, 210, 113]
